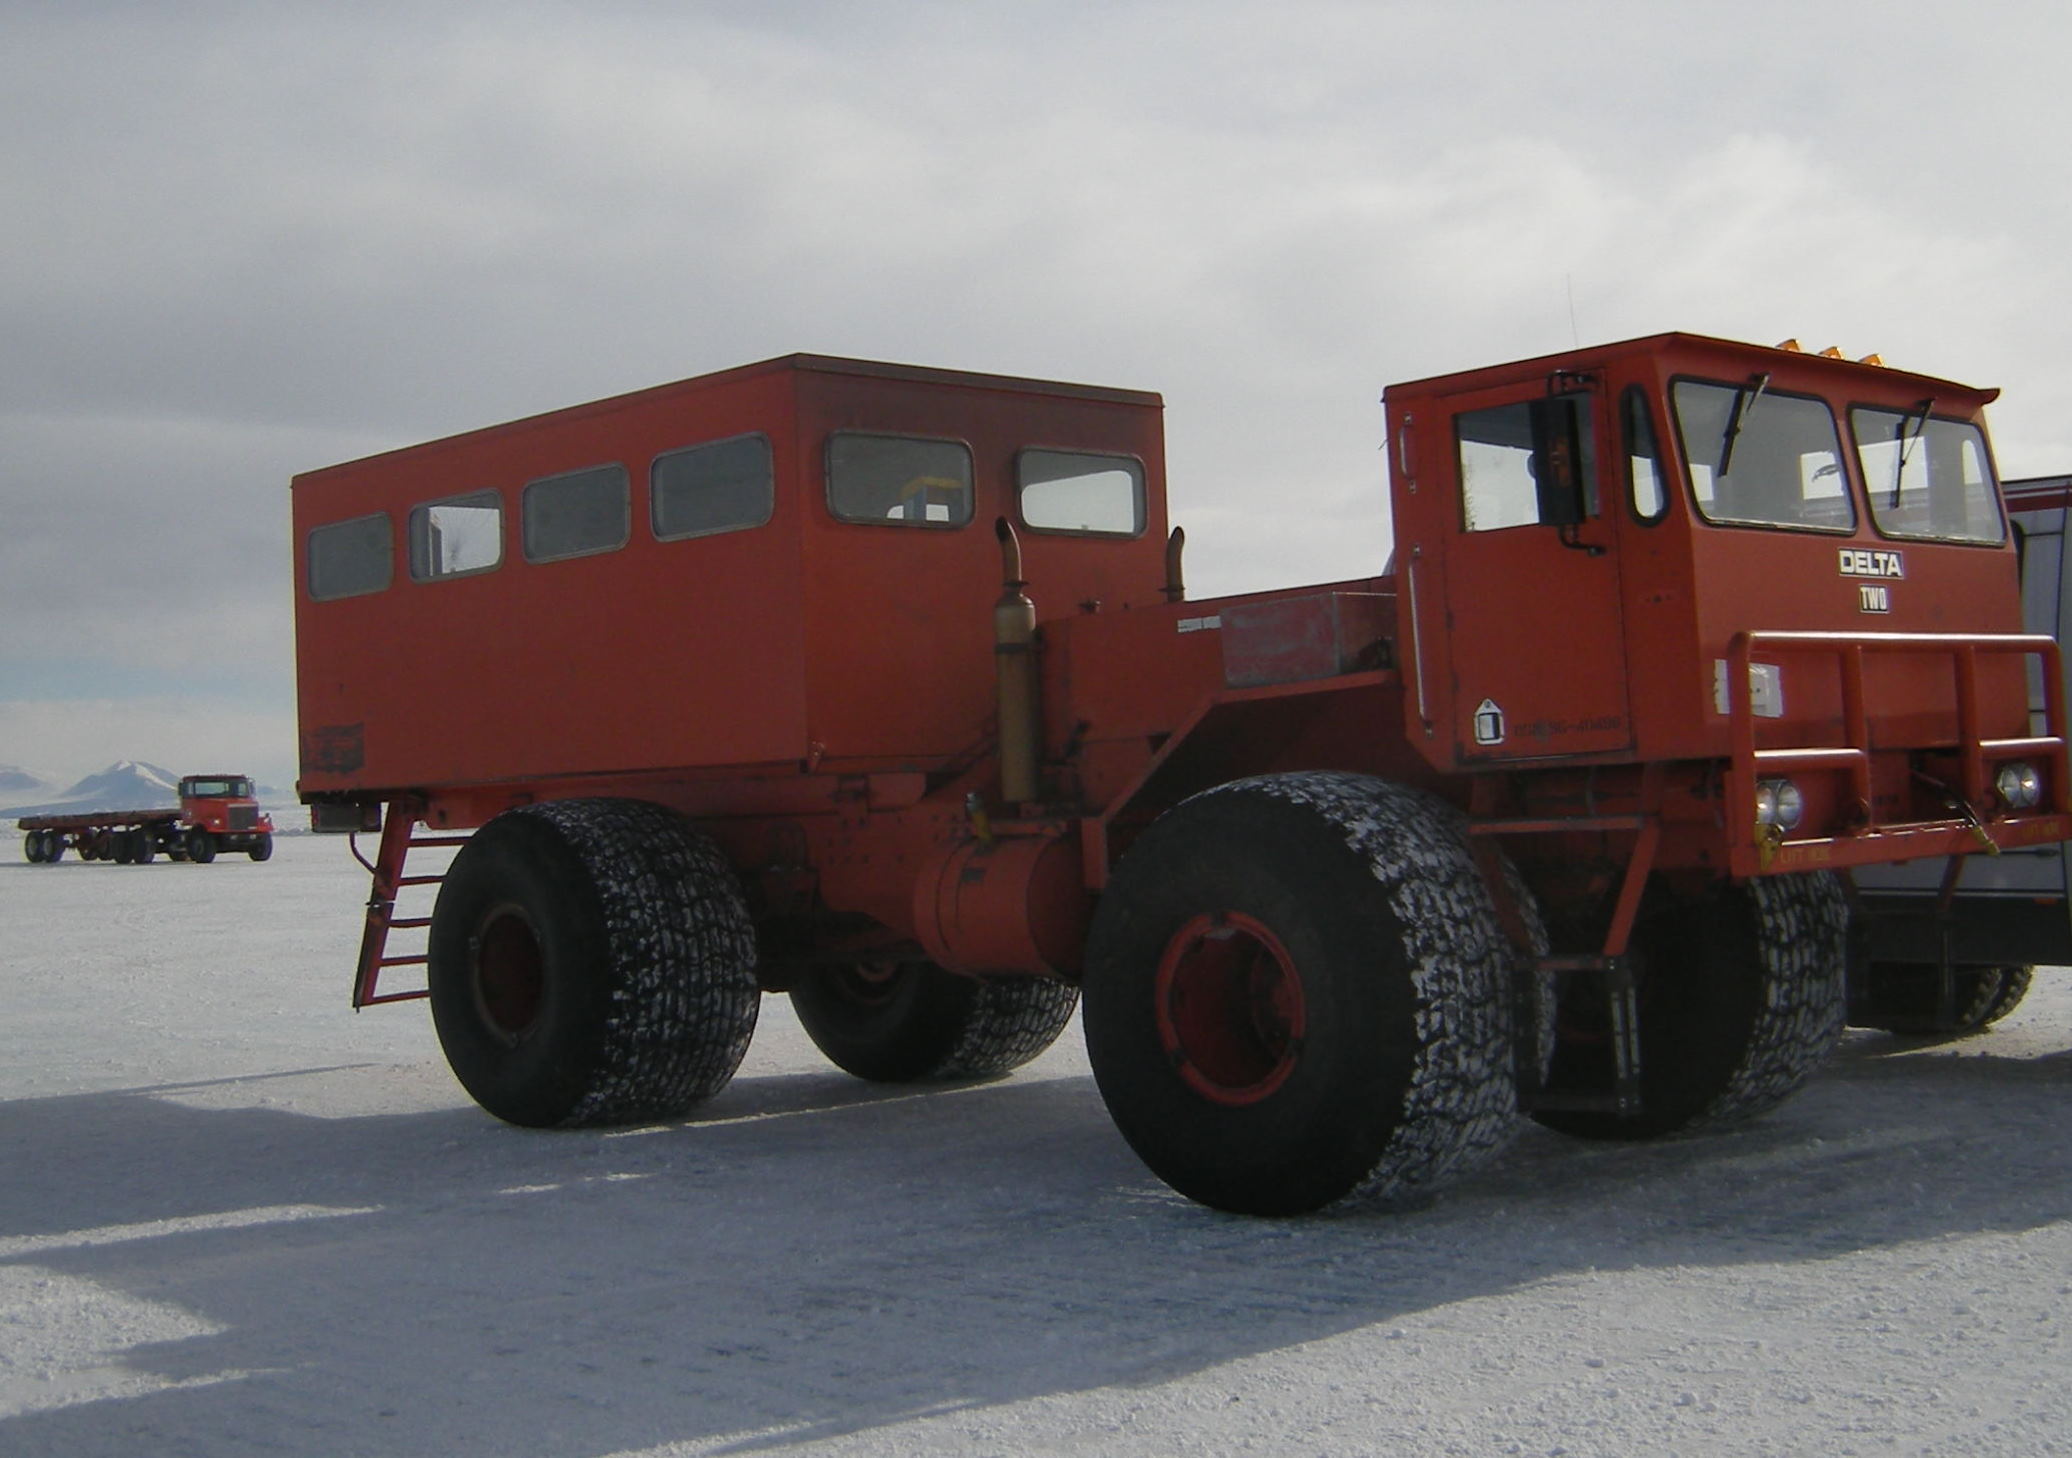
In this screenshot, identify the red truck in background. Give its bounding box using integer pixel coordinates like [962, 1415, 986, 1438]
[18, 775, 275, 865]
[292, 337, 2070, 1216]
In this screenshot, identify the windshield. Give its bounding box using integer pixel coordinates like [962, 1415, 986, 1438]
[182, 778, 251, 798]
[1850, 406, 2004, 545]
[1672, 379, 1853, 532]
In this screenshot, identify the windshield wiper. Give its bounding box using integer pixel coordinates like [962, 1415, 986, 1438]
[1715, 372, 1771, 477]
[1890, 397, 1935, 507]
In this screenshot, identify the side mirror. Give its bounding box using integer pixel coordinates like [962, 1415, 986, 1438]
[1529, 396, 1587, 528]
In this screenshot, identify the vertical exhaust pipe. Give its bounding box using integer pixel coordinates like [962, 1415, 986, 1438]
[1163, 525, 1186, 603]
[994, 518, 1041, 806]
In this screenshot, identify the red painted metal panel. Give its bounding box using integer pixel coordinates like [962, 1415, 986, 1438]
[1220, 592, 1392, 689]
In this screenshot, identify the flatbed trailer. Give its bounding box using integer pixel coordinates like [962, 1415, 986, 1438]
[18, 775, 276, 865]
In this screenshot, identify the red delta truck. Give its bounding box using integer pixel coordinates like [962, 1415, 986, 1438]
[19, 775, 275, 864]
[292, 337, 2070, 1215]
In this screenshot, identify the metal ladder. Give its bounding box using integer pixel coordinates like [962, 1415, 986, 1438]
[349, 798, 467, 1008]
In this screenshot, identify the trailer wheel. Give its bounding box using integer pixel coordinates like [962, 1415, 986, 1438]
[44, 833, 64, 863]
[132, 830, 156, 864]
[247, 833, 273, 862]
[1849, 961, 2030, 1036]
[23, 831, 45, 863]
[185, 828, 216, 863]
[791, 963, 1078, 1081]
[428, 798, 760, 1128]
[1082, 772, 1529, 1216]
[1534, 872, 1848, 1140]
[110, 831, 134, 865]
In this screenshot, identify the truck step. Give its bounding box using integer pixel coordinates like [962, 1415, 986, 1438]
[1518, 951, 1644, 1119]
[350, 803, 458, 1008]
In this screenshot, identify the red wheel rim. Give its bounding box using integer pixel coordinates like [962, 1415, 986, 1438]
[473, 906, 545, 1042]
[1154, 911, 1306, 1106]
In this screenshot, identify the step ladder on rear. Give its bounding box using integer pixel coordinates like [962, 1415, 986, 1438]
[349, 798, 469, 1008]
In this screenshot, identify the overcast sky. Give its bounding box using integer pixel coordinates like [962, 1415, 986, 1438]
[4, 1, 2069, 791]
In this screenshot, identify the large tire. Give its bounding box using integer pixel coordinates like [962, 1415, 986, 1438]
[791, 962, 1078, 1081]
[23, 831, 45, 863]
[1850, 961, 2031, 1036]
[1534, 872, 1848, 1140]
[132, 830, 156, 864]
[428, 798, 760, 1128]
[247, 833, 273, 862]
[44, 834, 64, 863]
[186, 828, 217, 864]
[1083, 772, 1530, 1216]
[1977, 966, 2034, 1027]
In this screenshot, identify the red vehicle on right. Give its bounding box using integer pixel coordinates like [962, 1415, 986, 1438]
[1851, 473, 2072, 1034]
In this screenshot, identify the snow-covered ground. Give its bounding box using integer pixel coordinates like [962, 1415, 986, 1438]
[3, 836, 2067, 1457]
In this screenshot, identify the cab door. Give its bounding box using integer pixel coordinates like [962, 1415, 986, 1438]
[1426, 377, 1632, 764]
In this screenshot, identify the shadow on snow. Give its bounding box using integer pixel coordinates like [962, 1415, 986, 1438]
[1, 1029, 2068, 1457]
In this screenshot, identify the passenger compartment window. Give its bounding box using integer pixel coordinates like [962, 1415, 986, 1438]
[408, 491, 503, 580]
[652, 433, 775, 541]
[307, 514, 393, 601]
[522, 464, 630, 562]
[827, 433, 972, 527]
[1673, 379, 1853, 532]
[1017, 449, 1145, 536]
[1851, 407, 2004, 545]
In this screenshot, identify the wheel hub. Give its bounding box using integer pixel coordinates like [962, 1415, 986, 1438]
[1154, 911, 1306, 1106]
[472, 906, 546, 1043]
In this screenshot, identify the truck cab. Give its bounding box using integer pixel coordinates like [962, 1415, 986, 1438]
[179, 774, 271, 835]
[1385, 334, 2064, 879]
[176, 774, 274, 861]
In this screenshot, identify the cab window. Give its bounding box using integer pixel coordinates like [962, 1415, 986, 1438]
[1623, 387, 1667, 523]
[1851, 407, 2004, 545]
[1455, 395, 1595, 532]
[1673, 379, 1853, 532]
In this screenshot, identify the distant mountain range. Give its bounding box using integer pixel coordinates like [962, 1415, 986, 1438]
[1, 761, 286, 818]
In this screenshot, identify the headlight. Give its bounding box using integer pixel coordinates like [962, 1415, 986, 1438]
[1755, 778, 1805, 831]
[1995, 761, 2042, 810]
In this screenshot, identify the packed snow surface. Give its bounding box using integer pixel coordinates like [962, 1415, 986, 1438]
[3, 837, 2068, 1457]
